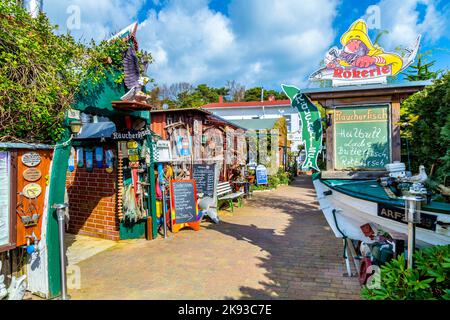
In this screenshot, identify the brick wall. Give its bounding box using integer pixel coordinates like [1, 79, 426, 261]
[66, 149, 119, 241]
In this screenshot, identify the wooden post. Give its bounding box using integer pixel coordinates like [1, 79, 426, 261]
[391, 98, 401, 162]
[326, 109, 334, 171]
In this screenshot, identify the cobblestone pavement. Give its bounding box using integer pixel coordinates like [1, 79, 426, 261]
[68, 176, 361, 300]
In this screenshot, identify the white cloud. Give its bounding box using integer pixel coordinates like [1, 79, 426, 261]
[44, 0, 144, 42]
[43, 0, 449, 90]
[375, 0, 448, 48]
[138, 0, 339, 89]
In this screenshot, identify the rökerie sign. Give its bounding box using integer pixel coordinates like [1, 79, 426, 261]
[333, 65, 391, 80]
[309, 19, 420, 86]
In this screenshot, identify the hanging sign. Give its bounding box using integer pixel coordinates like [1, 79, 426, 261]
[155, 140, 172, 162]
[256, 165, 268, 185]
[309, 19, 420, 86]
[282, 85, 322, 171]
[112, 129, 152, 140]
[23, 168, 42, 182]
[23, 183, 42, 199]
[21, 152, 41, 167]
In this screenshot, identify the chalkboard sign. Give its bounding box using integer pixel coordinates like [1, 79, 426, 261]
[334, 105, 391, 170]
[170, 180, 197, 224]
[193, 164, 216, 198]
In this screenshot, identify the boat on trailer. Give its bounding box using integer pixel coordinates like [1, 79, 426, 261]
[313, 173, 450, 247]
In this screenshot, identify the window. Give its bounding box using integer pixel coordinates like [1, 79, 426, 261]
[0, 151, 16, 252]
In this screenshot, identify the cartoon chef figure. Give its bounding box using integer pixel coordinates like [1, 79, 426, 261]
[325, 19, 403, 75]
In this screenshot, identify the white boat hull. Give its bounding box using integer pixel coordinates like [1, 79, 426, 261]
[313, 179, 450, 247]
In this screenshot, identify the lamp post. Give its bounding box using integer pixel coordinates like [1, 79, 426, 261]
[402, 191, 425, 269]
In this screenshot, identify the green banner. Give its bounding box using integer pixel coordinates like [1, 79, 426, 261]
[282, 85, 322, 171]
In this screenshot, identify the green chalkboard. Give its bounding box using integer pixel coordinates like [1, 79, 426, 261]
[334, 105, 390, 170]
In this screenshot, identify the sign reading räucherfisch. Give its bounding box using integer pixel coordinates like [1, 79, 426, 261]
[281, 85, 322, 171]
[309, 19, 420, 86]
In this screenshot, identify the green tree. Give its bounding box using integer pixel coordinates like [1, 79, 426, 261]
[400, 71, 450, 185]
[403, 51, 442, 81]
[0, 0, 142, 143]
[244, 87, 286, 101]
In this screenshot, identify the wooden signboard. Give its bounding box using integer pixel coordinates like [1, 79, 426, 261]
[334, 105, 391, 170]
[170, 180, 200, 233]
[192, 164, 216, 199]
[21, 152, 41, 167]
[23, 168, 42, 182]
[16, 149, 52, 246]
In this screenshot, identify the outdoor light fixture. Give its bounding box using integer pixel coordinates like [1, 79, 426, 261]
[402, 190, 426, 269]
[69, 121, 82, 135]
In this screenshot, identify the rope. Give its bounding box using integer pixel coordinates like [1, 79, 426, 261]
[54, 135, 73, 149]
[332, 209, 348, 259]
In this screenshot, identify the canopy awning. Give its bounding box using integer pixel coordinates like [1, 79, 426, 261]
[74, 122, 117, 140]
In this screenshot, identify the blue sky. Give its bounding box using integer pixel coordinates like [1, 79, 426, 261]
[44, 0, 450, 90]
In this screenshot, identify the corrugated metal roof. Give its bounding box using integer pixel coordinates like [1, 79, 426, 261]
[301, 80, 431, 94]
[229, 118, 278, 130]
[0, 142, 54, 150]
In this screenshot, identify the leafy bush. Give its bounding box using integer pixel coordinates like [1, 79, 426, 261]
[401, 72, 450, 185]
[0, 0, 151, 143]
[276, 168, 290, 185]
[362, 245, 450, 300]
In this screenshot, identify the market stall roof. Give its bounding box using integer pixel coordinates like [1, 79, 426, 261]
[74, 122, 117, 140]
[228, 118, 278, 130]
[0, 142, 54, 150]
[302, 80, 431, 100]
[150, 107, 246, 130]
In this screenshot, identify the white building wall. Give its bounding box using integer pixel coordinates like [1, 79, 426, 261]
[206, 105, 303, 151]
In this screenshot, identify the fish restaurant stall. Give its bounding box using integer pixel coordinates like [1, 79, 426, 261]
[150, 108, 248, 230]
[282, 19, 450, 282]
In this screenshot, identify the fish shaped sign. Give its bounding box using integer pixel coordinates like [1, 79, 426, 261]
[309, 19, 420, 86]
[281, 85, 322, 171]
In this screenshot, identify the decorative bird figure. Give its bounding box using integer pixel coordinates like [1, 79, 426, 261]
[198, 196, 220, 224]
[408, 165, 428, 184]
[121, 45, 150, 102]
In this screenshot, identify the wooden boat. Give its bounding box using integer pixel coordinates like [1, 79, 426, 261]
[312, 173, 450, 247]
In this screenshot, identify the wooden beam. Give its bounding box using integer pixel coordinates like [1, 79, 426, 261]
[306, 85, 425, 100]
[321, 170, 386, 180]
[391, 98, 401, 162]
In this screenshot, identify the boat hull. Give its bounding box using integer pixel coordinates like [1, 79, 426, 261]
[313, 178, 450, 247]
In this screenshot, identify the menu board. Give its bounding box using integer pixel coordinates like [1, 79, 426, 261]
[192, 164, 216, 198]
[334, 105, 391, 170]
[170, 180, 197, 224]
[0, 152, 11, 248]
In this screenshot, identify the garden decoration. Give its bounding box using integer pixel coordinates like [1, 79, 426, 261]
[121, 45, 150, 102]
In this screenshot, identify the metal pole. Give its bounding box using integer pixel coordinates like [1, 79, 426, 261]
[407, 220, 415, 269]
[161, 180, 168, 238]
[404, 194, 423, 269]
[53, 203, 69, 300]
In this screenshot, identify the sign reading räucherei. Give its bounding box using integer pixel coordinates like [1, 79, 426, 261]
[0, 152, 11, 247]
[334, 106, 390, 170]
